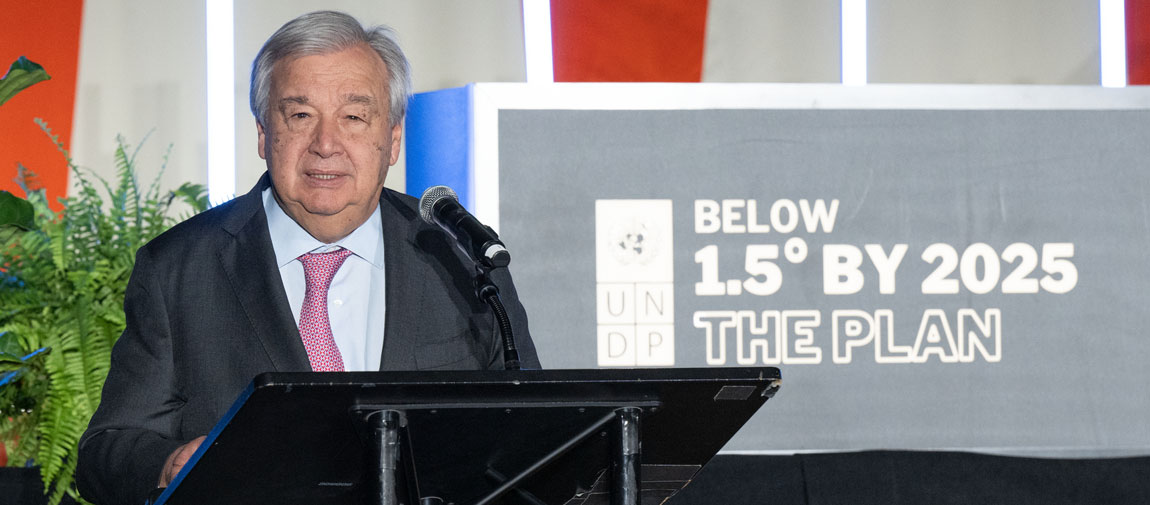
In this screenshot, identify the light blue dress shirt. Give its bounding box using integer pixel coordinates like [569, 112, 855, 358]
[262, 188, 386, 371]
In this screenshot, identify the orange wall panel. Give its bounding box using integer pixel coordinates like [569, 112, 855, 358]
[1129, 0, 1150, 85]
[550, 0, 709, 82]
[0, 0, 84, 206]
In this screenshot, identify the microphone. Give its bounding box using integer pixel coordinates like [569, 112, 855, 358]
[419, 186, 510, 268]
[419, 185, 522, 370]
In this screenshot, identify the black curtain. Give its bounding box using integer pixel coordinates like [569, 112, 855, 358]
[671, 451, 1150, 505]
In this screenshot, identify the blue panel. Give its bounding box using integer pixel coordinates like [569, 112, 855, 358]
[404, 85, 474, 209]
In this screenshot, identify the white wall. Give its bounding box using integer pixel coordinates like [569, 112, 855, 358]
[704, 0, 843, 83]
[72, 0, 208, 203]
[869, 0, 1100, 84]
[71, 0, 1110, 199]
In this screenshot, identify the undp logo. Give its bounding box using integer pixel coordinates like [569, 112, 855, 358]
[607, 218, 661, 266]
[595, 200, 675, 367]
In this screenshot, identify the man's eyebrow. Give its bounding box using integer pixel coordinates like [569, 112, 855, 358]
[345, 94, 376, 105]
[278, 96, 309, 107]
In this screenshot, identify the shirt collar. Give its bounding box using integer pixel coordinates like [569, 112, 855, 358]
[262, 187, 384, 268]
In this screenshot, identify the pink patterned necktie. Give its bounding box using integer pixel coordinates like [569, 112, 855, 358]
[297, 248, 353, 371]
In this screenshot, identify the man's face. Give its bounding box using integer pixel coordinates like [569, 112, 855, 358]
[258, 43, 402, 242]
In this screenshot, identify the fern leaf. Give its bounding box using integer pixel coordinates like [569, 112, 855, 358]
[2, 128, 203, 504]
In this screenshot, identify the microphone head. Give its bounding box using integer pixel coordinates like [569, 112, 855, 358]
[419, 185, 458, 224]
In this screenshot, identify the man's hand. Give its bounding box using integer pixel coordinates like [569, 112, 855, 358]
[158, 436, 206, 488]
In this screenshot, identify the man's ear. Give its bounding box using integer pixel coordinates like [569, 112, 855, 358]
[257, 121, 268, 160]
[389, 122, 402, 166]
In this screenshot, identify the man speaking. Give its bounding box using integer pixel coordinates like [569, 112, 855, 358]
[76, 11, 539, 505]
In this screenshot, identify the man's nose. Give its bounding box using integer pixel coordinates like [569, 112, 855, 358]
[309, 117, 342, 158]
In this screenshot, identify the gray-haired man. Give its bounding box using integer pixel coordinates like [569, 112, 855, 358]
[77, 11, 539, 505]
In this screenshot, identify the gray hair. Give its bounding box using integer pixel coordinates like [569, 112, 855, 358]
[250, 10, 412, 127]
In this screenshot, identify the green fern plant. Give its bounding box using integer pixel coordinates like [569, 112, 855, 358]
[0, 121, 207, 505]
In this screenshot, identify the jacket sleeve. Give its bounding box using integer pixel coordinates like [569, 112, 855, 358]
[76, 245, 187, 505]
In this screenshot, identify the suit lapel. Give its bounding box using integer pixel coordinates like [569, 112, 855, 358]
[217, 175, 312, 371]
[379, 189, 426, 370]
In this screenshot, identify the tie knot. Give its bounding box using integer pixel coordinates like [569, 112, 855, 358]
[299, 248, 354, 290]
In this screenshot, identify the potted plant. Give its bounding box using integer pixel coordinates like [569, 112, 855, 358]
[0, 56, 208, 505]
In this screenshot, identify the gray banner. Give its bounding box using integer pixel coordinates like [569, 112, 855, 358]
[497, 108, 1150, 456]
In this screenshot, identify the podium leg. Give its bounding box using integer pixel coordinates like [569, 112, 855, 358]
[370, 410, 403, 505]
[612, 407, 641, 505]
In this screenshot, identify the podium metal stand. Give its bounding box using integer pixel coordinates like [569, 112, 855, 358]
[154, 368, 780, 505]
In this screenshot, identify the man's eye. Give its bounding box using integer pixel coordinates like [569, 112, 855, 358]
[347, 115, 363, 121]
[290, 112, 310, 119]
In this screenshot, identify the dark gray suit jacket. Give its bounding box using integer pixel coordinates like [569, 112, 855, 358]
[75, 175, 539, 505]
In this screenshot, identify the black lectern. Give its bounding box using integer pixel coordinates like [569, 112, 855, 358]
[154, 368, 780, 505]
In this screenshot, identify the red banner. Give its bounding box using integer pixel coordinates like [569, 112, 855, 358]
[0, 0, 84, 207]
[550, 0, 709, 82]
[1129, 0, 1150, 85]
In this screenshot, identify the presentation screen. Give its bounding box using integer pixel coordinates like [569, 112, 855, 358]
[407, 83, 1150, 457]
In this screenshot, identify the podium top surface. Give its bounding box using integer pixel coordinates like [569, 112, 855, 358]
[253, 366, 780, 388]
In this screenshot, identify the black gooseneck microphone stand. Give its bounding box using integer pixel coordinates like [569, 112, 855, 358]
[475, 265, 521, 371]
